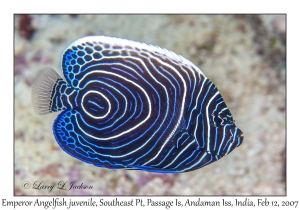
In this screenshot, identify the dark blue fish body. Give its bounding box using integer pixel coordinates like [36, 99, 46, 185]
[32, 36, 243, 173]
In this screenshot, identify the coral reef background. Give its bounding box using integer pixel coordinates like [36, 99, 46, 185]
[14, 14, 286, 195]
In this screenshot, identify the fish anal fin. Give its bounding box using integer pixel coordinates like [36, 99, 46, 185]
[94, 162, 125, 170]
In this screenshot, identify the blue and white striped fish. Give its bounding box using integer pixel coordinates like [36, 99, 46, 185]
[32, 36, 243, 173]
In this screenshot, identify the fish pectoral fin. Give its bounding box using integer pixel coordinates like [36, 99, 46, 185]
[165, 138, 175, 148]
[170, 129, 201, 150]
[191, 139, 202, 151]
[168, 129, 187, 148]
[186, 137, 202, 151]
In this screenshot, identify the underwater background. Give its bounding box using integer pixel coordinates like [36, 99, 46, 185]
[14, 14, 286, 195]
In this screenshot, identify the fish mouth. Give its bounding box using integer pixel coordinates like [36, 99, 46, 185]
[236, 128, 244, 147]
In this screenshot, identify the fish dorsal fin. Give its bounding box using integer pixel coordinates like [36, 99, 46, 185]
[60, 36, 205, 88]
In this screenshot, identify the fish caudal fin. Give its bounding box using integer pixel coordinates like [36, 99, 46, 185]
[31, 67, 62, 115]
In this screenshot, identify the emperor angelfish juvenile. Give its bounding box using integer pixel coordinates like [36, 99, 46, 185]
[32, 36, 244, 173]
